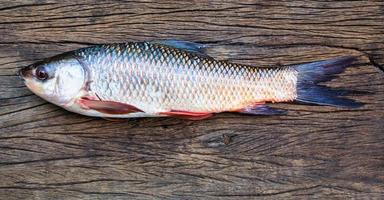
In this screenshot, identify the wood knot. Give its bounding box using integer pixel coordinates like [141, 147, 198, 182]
[201, 132, 236, 148]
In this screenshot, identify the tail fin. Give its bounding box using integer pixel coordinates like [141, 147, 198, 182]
[294, 56, 363, 108]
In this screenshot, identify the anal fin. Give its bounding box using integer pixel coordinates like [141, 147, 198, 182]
[238, 105, 287, 116]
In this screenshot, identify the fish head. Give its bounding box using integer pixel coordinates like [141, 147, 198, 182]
[19, 53, 86, 106]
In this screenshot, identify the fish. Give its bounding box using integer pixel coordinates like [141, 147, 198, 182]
[18, 39, 363, 120]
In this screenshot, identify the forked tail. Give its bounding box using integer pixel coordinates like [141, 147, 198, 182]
[294, 56, 363, 108]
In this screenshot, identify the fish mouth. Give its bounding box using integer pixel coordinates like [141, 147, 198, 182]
[18, 65, 33, 79]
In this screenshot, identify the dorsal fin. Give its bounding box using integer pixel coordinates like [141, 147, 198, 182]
[149, 39, 211, 58]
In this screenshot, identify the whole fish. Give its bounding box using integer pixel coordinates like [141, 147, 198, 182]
[18, 40, 362, 120]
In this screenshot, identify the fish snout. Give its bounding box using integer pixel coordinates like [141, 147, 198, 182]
[18, 65, 33, 79]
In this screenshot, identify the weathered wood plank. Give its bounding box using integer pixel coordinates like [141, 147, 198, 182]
[0, 1, 383, 199]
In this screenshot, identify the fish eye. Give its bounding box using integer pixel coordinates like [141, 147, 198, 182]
[35, 67, 48, 80]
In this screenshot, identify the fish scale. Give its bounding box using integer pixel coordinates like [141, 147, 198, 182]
[75, 42, 297, 113]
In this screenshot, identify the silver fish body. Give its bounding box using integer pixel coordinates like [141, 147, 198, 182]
[75, 42, 296, 114]
[19, 40, 362, 119]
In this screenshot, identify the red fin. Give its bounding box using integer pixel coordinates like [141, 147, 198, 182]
[160, 110, 213, 120]
[77, 98, 142, 114]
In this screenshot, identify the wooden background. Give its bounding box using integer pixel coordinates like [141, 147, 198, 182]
[0, 1, 383, 199]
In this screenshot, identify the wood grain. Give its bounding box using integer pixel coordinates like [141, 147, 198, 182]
[0, 1, 383, 199]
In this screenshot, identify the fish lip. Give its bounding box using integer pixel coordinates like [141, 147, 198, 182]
[17, 68, 22, 78]
[18, 65, 33, 79]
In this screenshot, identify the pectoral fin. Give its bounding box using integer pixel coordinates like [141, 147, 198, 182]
[160, 110, 213, 120]
[77, 98, 143, 114]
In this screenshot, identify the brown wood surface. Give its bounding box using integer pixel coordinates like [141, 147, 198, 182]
[0, 1, 384, 199]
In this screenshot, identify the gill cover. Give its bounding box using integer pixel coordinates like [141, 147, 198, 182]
[23, 54, 86, 106]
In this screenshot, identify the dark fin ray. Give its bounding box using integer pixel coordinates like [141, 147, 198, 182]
[306, 86, 372, 97]
[160, 110, 213, 120]
[295, 56, 357, 83]
[295, 86, 364, 108]
[295, 56, 363, 108]
[78, 98, 143, 114]
[238, 105, 287, 116]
